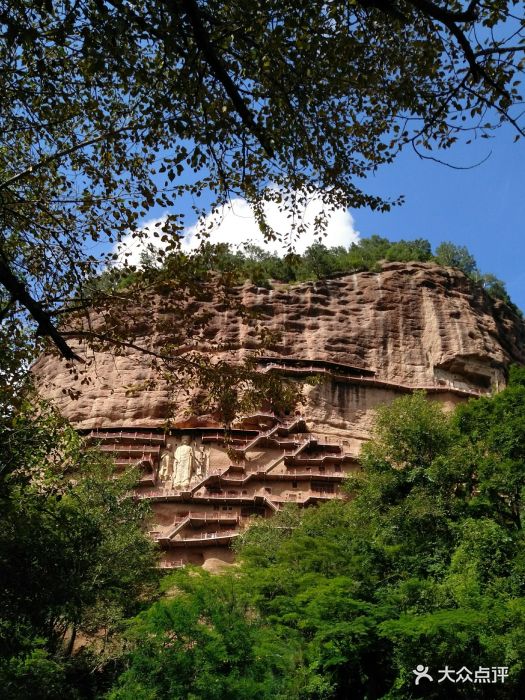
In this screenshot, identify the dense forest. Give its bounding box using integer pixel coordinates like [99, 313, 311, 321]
[3, 366, 525, 698]
[106, 373, 525, 699]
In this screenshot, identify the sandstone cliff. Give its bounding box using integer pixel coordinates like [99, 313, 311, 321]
[33, 261, 525, 434]
[32, 261, 525, 568]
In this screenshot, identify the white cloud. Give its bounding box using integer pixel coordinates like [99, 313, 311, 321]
[112, 215, 172, 268]
[113, 192, 359, 266]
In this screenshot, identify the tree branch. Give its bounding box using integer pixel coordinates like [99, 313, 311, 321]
[0, 295, 15, 322]
[105, 0, 275, 156]
[174, 0, 275, 157]
[60, 328, 203, 368]
[405, 0, 479, 24]
[405, 0, 509, 97]
[0, 257, 82, 361]
[0, 127, 133, 192]
[464, 83, 525, 137]
[475, 45, 525, 58]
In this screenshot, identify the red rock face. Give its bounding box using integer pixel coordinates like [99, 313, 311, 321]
[33, 262, 525, 568]
[33, 262, 525, 430]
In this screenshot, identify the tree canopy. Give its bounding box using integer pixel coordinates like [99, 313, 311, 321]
[101, 235, 519, 312]
[107, 377, 525, 698]
[1, 0, 524, 363]
[0, 399, 159, 699]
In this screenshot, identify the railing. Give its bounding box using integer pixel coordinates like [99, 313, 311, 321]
[286, 470, 344, 479]
[87, 430, 166, 444]
[195, 492, 249, 500]
[260, 364, 488, 397]
[159, 511, 241, 540]
[188, 466, 231, 495]
[233, 423, 281, 453]
[201, 434, 254, 444]
[185, 511, 239, 521]
[263, 363, 331, 374]
[99, 444, 161, 454]
[159, 559, 185, 569]
[115, 456, 155, 465]
[214, 473, 246, 481]
[172, 529, 239, 541]
[139, 488, 250, 500]
[286, 454, 350, 466]
[272, 490, 338, 504]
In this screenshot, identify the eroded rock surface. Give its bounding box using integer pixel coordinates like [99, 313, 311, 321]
[32, 261, 525, 568]
[34, 262, 525, 431]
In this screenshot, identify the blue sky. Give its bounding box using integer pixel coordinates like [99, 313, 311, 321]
[352, 128, 525, 310]
[118, 124, 525, 310]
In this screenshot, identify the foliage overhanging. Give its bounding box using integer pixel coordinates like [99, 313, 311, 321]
[0, 0, 524, 361]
